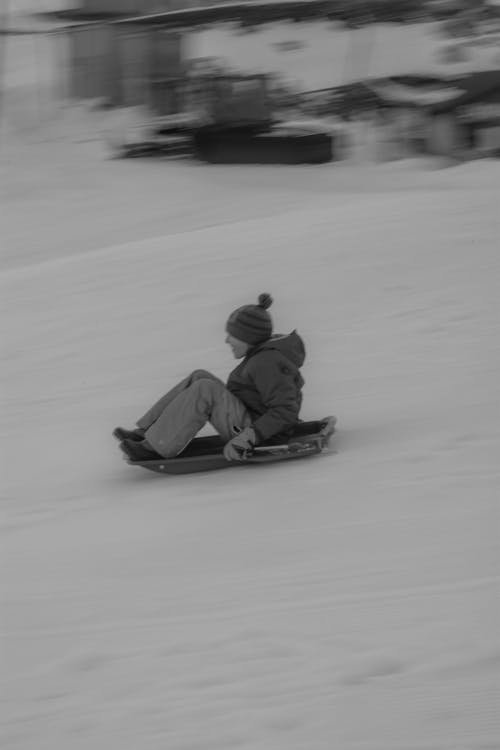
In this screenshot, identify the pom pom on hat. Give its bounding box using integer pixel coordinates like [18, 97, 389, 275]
[226, 293, 274, 345]
[258, 293, 273, 310]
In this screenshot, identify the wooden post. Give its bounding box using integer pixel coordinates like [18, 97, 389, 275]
[339, 10, 378, 162]
[0, 0, 10, 140]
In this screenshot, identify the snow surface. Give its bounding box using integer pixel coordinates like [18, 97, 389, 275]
[2, 128, 500, 750]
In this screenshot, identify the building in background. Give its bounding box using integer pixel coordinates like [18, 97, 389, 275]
[56, 0, 500, 112]
[5, 1, 499, 157]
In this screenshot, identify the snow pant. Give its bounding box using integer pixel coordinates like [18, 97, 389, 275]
[136, 369, 252, 458]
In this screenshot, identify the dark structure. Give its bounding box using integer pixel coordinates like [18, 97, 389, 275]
[431, 70, 500, 120]
[428, 70, 500, 156]
[193, 125, 333, 164]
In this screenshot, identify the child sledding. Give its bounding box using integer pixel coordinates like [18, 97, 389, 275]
[114, 294, 336, 473]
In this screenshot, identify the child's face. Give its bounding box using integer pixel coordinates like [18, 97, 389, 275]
[225, 334, 250, 359]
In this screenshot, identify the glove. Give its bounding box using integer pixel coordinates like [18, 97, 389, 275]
[223, 426, 256, 461]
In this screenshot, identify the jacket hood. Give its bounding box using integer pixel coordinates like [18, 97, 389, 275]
[255, 330, 305, 368]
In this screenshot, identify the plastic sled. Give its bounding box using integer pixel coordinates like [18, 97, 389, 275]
[124, 416, 337, 475]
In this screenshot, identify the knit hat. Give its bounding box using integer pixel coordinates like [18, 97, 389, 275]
[226, 293, 273, 345]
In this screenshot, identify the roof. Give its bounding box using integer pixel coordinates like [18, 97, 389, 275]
[364, 79, 463, 107]
[112, 1, 334, 27]
[39, 0, 426, 29]
[431, 70, 500, 113]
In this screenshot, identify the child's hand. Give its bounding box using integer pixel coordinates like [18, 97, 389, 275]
[223, 427, 256, 461]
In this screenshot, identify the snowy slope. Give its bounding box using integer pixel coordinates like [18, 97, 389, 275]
[2, 152, 500, 749]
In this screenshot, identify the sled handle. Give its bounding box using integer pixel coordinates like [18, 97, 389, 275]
[252, 444, 290, 453]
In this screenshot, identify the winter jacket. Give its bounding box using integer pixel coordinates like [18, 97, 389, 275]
[226, 330, 305, 442]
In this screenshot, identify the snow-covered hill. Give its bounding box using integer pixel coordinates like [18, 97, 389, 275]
[2, 144, 499, 749]
[3, 3, 500, 746]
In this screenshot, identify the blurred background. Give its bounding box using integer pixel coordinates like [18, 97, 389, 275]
[2, 0, 500, 160]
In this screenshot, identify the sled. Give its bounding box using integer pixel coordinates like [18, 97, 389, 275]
[123, 416, 336, 475]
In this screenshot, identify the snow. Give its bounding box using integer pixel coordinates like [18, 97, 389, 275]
[189, 20, 500, 89]
[2, 106, 500, 750]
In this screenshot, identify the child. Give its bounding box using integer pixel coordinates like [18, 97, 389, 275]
[115, 293, 306, 462]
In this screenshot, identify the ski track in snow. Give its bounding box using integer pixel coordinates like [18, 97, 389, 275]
[1, 145, 500, 749]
